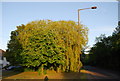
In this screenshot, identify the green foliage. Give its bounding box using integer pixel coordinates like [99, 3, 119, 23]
[5, 20, 88, 73]
[24, 68, 35, 72]
[5, 30, 23, 65]
[87, 21, 120, 71]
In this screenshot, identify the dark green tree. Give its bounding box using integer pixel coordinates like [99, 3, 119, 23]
[88, 21, 120, 71]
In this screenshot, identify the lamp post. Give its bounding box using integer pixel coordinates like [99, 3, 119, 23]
[78, 6, 97, 26]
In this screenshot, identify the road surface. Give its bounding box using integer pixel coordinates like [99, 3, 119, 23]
[82, 66, 120, 80]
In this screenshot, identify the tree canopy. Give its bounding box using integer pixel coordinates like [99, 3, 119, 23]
[85, 21, 120, 71]
[5, 20, 88, 73]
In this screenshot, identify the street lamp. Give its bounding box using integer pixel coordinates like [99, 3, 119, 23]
[78, 6, 97, 26]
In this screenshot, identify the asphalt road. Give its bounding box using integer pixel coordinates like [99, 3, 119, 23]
[83, 66, 120, 80]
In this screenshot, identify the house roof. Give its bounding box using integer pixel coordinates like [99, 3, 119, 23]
[0, 49, 5, 57]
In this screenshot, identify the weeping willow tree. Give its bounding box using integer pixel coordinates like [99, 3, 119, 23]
[5, 20, 88, 73]
[47, 20, 88, 72]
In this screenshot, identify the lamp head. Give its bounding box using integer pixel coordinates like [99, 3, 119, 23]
[91, 6, 97, 9]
